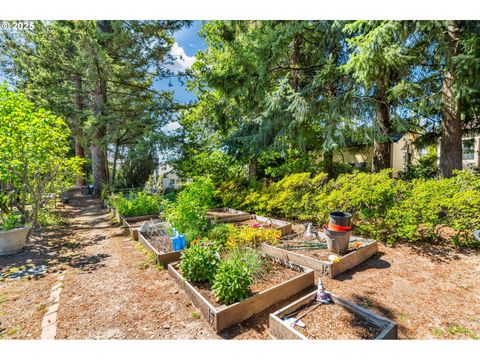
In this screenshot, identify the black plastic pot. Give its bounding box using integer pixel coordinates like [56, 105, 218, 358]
[329, 211, 352, 227]
[324, 225, 351, 255]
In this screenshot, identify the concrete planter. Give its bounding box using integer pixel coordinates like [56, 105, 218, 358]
[0, 227, 31, 255]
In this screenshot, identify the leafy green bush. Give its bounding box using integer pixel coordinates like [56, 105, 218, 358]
[212, 247, 264, 305]
[0, 213, 22, 231]
[216, 169, 480, 248]
[226, 226, 281, 249]
[111, 191, 165, 217]
[207, 224, 235, 247]
[179, 240, 221, 283]
[166, 177, 215, 240]
[402, 146, 439, 180]
[212, 258, 253, 305]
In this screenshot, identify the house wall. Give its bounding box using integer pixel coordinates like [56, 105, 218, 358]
[331, 134, 419, 173]
[162, 172, 182, 189]
[462, 136, 480, 169]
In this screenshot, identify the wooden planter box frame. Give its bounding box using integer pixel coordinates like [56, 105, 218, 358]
[269, 290, 397, 340]
[168, 257, 315, 333]
[207, 208, 250, 223]
[122, 215, 159, 241]
[261, 240, 378, 278]
[138, 232, 181, 268]
[214, 213, 293, 236]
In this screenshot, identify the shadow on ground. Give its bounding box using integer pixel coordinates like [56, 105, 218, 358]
[0, 196, 113, 277]
[335, 252, 391, 282]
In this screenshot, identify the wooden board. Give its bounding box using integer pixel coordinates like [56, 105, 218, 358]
[269, 290, 397, 340]
[168, 259, 315, 333]
[207, 208, 250, 222]
[214, 214, 293, 236]
[138, 233, 182, 268]
[261, 241, 378, 278]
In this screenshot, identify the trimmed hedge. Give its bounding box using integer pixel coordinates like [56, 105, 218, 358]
[215, 170, 480, 247]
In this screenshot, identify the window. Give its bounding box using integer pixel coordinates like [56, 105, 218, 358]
[169, 179, 175, 187]
[462, 139, 475, 160]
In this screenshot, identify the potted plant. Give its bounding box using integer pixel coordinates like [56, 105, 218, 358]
[0, 213, 31, 255]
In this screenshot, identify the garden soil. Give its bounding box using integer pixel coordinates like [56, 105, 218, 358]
[1, 196, 479, 339]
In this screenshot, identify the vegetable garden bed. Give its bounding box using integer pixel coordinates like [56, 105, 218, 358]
[269, 290, 397, 340]
[168, 257, 315, 333]
[137, 222, 181, 267]
[214, 213, 293, 236]
[122, 215, 159, 241]
[207, 208, 250, 223]
[261, 238, 378, 278]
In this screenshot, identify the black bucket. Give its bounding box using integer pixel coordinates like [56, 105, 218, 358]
[324, 225, 351, 255]
[329, 211, 352, 227]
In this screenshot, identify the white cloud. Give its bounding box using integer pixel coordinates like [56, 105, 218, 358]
[166, 42, 196, 73]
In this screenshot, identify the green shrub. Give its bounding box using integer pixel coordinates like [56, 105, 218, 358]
[112, 191, 165, 217]
[167, 177, 215, 240]
[207, 224, 235, 247]
[212, 259, 253, 305]
[226, 226, 281, 249]
[402, 146, 439, 180]
[0, 213, 21, 231]
[179, 240, 221, 283]
[212, 248, 263, 305]
[216, 169, 480, 248]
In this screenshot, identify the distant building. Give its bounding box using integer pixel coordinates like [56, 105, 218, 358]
[157, 164, 183, 190]
[326, 132, 480, 174]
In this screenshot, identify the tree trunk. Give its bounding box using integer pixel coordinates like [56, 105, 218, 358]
[74, 136, 86, 186]
[111, 141, 120, 183]
[91, 21, 110, 195]
[439, 20, 463, 178]
[248, 157, 258, 183]
[372, 86, 392, 172]
[324, 151, 335, 180]
[73, 74, 87, 186]
[91, 79, 108, 195]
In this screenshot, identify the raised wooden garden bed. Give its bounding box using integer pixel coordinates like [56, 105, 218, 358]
[138, 230, 181, 268]
[207, 208, 251, 223]
[214, 213, 293, 236]
[122, 215, 159, 241]
[269, 290, 397, 340]
[261, 238, 378, 278]
[168, 257, 315, 333]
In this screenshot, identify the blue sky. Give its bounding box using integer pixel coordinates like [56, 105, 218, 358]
[156, 20, 207, 104]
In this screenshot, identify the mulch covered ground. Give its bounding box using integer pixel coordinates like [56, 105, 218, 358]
[296, 301, 383, 339]
[1, 197, 479, 339]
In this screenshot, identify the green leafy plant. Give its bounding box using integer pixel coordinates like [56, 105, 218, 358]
[166, 177, 215, 241]
[111, 191, 165, 217]
[212, 247, 264, 305]
[207, 224, 235, 247]
[0, 213, 21, 231]
[0, 85, 84, 227]
[179, 240, 221, 283]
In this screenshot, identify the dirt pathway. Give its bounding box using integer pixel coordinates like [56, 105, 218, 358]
[53, 196, 219, 339]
